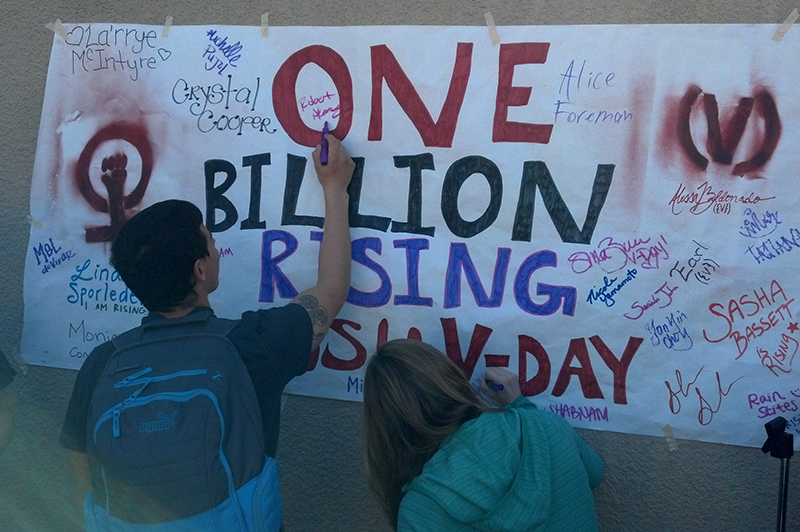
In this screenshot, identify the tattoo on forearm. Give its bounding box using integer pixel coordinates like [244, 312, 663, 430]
[297, 294, 329, 327]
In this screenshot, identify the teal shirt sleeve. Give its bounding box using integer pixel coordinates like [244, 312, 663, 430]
[574, 432, 604, 489]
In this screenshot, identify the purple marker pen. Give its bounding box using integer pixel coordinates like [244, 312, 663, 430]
[321, 121, 329, 165]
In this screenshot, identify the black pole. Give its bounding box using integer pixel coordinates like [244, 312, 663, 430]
[776, 457, 789, 532]
[761, 416, 793, 532]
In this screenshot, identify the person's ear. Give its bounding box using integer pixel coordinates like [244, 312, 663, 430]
[193, 258, 207, 282]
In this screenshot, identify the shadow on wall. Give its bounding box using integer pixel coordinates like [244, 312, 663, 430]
[0, 365, 81, 532]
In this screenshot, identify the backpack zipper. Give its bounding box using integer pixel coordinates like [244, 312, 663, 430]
[112, 383, 149, 437]
[114, 367, 153, 388]
[119, 369, 207, 388]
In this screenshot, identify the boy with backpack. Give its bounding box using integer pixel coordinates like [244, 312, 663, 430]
[60, 135, 354, 530]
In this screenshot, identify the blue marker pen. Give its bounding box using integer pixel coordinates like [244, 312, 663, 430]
[473, 382, 502, 408]
[320, 121, 329, 165]
[486, 380, 504, 391]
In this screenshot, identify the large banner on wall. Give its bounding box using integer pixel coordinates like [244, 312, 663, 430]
[23, 24, 800, 449]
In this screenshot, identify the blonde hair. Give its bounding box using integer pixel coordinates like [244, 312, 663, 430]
[363, 339, 493, 529]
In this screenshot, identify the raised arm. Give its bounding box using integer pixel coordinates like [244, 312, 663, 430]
[292, 135, 354, 350]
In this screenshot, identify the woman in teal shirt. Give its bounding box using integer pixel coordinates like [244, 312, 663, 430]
[363, 339, 604, 532]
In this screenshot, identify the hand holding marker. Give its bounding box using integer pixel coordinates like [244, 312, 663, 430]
[481, 367, 524, 407]
[486, 380, 504, 391]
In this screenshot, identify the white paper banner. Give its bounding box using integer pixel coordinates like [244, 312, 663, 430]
[23, 24, 800, 448]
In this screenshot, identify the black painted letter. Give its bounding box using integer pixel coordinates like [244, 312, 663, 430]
[205, 159, 238, 233]
[240, 153, 271, 230]
[512, 162, 614, 244]
[391, 153, 436, 236]
[442, 156, 502, 238]
[281, 154, 324, 228]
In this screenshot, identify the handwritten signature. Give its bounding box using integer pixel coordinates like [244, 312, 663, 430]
[298, 91, 340, 121]
[745, 227, 800, 265]
[739, 208, 781, 238]
[669, 182, 774, 216]
[645, 311, 693, 351]
[312, 105, 340, 121]
[665, 366, 743, 425]
[756, 332, 798, 377]
[569, 235, 668, 275]
[669, 240, 718, 285]
[624, 281, 679, 320]
[585, 269, 637, 307]
[203, 29, 243, 75]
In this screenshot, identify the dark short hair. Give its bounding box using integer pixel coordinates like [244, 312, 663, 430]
[110, 200, 209, 312]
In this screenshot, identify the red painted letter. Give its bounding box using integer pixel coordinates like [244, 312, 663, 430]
[552, 338, 604, 399]
[272, 45, 354, 147]
[368, 43, 473, 147]
[321, 319, 367, 370]
[440, 317, 492, 379]
[518, 335, 551, 396]
[377, 318, 422, 348]
[492, 42, 552, 144]
[589, 335, 642, 405]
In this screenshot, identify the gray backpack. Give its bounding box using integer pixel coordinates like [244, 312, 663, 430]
[84, 311, 283, 531]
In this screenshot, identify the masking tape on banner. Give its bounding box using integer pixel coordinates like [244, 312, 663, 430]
[56, 110, 82, 134]
[484, 12, 500, 46]
[27, 215, 43, 230]
[663, 424, 679, 451]
[162, 16, 173, 38]
[261, 13, 269, 38]
[45, 19, 69, 41]
[773, 8, 799, 41]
